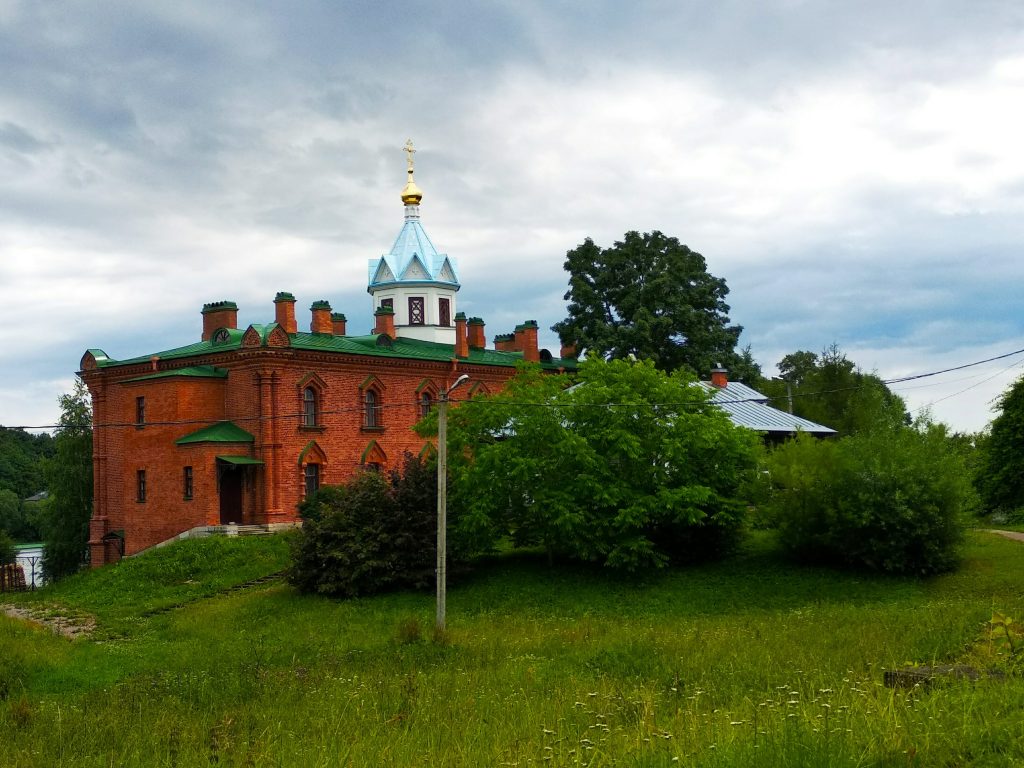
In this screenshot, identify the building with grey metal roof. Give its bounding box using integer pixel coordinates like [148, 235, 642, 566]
[700, 372, 835, 440]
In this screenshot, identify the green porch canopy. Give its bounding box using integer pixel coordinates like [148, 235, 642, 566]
[215, 455, 264, 465]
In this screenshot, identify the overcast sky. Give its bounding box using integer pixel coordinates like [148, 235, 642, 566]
[2, 0, 1023, 433]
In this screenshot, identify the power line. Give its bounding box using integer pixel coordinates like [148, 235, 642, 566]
[885, 346, 1024, 384]
[911, 357, 1024, 415]
[7, 344, 1024, 432]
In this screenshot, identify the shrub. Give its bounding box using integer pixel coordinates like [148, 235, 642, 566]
[289, 453, 448, 597]
[764, 423, 970, 575]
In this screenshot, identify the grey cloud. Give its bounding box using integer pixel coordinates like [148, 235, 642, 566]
[0, 121, 52, 153]
[2, 0, 1023, 433]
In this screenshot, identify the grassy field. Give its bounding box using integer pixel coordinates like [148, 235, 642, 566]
[1, 531, 1023, 767]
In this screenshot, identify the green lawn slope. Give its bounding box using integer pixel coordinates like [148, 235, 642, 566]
[2, 531, 1023, 766]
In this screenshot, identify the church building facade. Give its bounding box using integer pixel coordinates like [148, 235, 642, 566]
[80, 143, 574, 566]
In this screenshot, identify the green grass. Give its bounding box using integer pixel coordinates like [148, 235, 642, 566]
[7, 534, 292, 633]
[2, 531, 1024, 766]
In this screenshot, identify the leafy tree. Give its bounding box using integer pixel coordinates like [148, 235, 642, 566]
[763, 420, 970, 575]
[421, 358, 761, 571]
[777, 350, 820, 386]
[552, 231, 758, 381]
[0, 488, 42, 542]
[0, 427, 53, 499]
[761, 344, 908, 436]
[976, 374, 1024, 517]
[0, 529, 14, 566]
[289, 453, 457, 598]
[421, 364, 581, 561]
[40, 379, 93, 581]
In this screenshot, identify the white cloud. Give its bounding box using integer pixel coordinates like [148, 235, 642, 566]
[1, 2, 1023, 432]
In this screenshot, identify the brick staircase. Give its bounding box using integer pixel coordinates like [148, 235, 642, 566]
[0, 563, 28, 593]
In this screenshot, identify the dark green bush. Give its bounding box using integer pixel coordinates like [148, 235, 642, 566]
[0, 529, 14, 565]
[976, 374, 1024, 517]
[289, 453, 449, 597]
[764, 424, 969, 575]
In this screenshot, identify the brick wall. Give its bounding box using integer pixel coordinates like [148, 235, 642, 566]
[84, 351, 516, 564]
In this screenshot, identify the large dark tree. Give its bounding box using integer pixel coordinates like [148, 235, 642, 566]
[552, 231, 756, 381]
[40, 379, 93, 580]
[976, 374, 1024, 516]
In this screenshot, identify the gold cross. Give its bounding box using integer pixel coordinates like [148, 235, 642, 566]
[404, 139, 416, 172]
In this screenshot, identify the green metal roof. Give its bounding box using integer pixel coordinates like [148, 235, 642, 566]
[90, 325, 575, 371]
[124, 365, 229, 383]
[216, 455, 264, 465]
[175, 422, 255, 445]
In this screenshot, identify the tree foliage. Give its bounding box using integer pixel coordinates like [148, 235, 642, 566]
[552, 231, 757, 381]
[0, 427, 52, 542]
[289, 453, 455, 598]
[0, 488, 43, 543]
[0, 427, 53, 500]
[420, 359, 761, 572]
[40, 379, 93, 581]
[976, 374, 1024, 517]
[0, 529, 14, 566]
[761, 344, 908, 437]
[762, 421, 969, 575]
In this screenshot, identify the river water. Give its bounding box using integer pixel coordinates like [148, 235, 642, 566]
[13, 544, 45, 589]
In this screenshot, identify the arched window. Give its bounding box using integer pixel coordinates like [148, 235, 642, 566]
[304, 463, 320, 497]
[298, 440, 328, 498]
[302, 386, 317, 427]
[359, 375, 385, 431]
[364, 389, 381, 429]
[297, 374, 327, 431]
[420, 391, 433, 418]
[361, 439, 387, 471]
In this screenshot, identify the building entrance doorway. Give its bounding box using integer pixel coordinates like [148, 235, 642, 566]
[219, 466, 244, 525]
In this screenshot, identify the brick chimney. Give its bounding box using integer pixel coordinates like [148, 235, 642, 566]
[274, 292, 297, 334]
[710, 364, 729, 388]
[373, 306, 395, 337]
[467, 317, 486, 349]
[517, 320, 539, 363]
[454, 312, 469, 358]
[201, 301, 238, 341]
[494, 333, 516, 351]
[331, 312, 347, 336]
[310, 300, 333, 334]
[559, 342, 577, 359]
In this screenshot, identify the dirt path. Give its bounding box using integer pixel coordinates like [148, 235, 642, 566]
[1, 605, 95, 639]
[986, 529, 1024, 543]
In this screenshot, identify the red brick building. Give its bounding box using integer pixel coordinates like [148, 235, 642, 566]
[80, 146, 574, 565]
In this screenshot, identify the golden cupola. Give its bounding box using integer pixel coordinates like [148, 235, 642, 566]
[400, 138, 423, 205]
